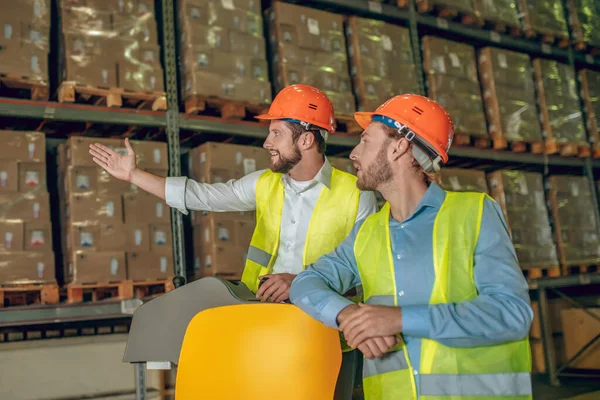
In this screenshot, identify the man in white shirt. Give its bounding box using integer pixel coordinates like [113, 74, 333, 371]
[90, 84, 376, 399]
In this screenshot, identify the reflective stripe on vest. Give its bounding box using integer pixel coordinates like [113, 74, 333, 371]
[355, 191, 532, 400]
[241, 167, 360, 294]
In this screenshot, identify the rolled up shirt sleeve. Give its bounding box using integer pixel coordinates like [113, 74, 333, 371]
[290, 221, 365, 329]
[164, 170, 264, 214]
[420, 199, 533, 347]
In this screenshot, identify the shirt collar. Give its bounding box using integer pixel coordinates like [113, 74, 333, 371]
[389, 182, 446, 224]
[281, 157, 332, 190]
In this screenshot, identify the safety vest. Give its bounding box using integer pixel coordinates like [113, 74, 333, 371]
[241, 168, 360, 293]
[354, 191, 532, 399]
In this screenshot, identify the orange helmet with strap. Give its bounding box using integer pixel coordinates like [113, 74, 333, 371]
[255, 84, 336, 139]
[354, 94, 454, 172]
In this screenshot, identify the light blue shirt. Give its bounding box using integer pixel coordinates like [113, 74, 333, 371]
[290, 183, 533, 397]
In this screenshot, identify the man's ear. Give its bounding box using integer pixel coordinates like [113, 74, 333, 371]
[300, 131, 315, 150]
[390, 138, 410, 161]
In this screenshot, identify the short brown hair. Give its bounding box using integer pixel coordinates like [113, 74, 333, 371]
[381, 125, 437, 186]
[286, 122, 327, 154]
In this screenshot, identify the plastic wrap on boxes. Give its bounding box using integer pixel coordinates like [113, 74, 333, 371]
[346, 17, 419, 111]
[488, 171, 558, 267]
[179, 0, 271, 104]
[568, 0, 600, 48]
[518, 0, 568, 38]
[479, 47, 542, 142]
[547, 175, 600, 265]
[59, 0, 163, 92]
[578, 69, 600, 147]
[270, 1, 354, 116]
[534, 59, 586, 146]
[416, 0, 474, 15]
[423, 37, 487, 138]
[473, 0, 520, 27]
[0, 0, 50, 81]
[438, 168, 489, 193]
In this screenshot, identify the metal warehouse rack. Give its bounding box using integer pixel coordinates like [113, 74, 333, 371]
[0, 0, 600, 398]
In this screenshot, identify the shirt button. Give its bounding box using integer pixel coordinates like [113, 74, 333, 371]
[398, 291, 404, 296]
[396, 254, 401, 260]
[288, 244, 293, 251]
[400, 224, 405, 229]
[291, 219, 297, 224]
[413, 370, 419, 375]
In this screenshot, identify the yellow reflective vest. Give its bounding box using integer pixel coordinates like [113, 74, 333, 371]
[354, 191, 532, 400]
[241, 168, 361, 293]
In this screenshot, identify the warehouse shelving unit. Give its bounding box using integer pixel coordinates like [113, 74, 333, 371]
[0, 0, 599, 398]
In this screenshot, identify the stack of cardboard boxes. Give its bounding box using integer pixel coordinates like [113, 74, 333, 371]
[58, 137, 172, 284]
[438, 168, 489, 193]
[269, 2, 355, 117]
[547, 175, 600, 267]
[422, 36, 488, 139]
[488, 171, 558, 268]
[518, 0, 569, 40]
[533, 59, 587, 149]
[0, 130, 55, 285]
[188, 142, 270, 280]
[0, 0, 50, 82]
[578, 69, 600, 155]
[178, 0, 272, 105]
[346, 17, 419, 112]
[567, 0, 600, 49]
[478, 47, 542, 144]
[59, 0, 164, 92]
[473, 0, 520, 30]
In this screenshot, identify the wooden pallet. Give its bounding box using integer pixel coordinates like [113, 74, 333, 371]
[593, 145, 600, 159]
[491, 137, 544, 154]
[574, 40, 600, 55]
[184, 94, 269, 120]
[336, 115, 363, 135]
[415, 1, 482, 26]
[57, 82, 167, 111]
[524, 29, 570, 48]
[521, 266, 561, 279]
[545, 140, 592, 158]
[0, 74, 49, 101]
[130, 278, 175, 298]
[66, 279, 174, 303]
[452, 133, 491, 148]
[482, 20, 522, 37]
[562, 264, 599, 276]
[0, 283, 59, 307]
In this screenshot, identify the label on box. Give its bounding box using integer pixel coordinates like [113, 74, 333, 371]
[200, 152, 206, 164]
[307, 18, 320, 36]
[102, 70, 109, 85]
[30, 230, 45, 246]
[0, 171, 8, 187]
[31, 56, 40, 73]
[381, 35, 392, 51]
[33, 202, 40, 219]
[4, 23, 13, 39]
[29, 143, 36, 159]
[25, 171, 39, 187]
[570, 182, 579, 197]
[153, 148, 161, 164]
[433, 56, 446, 74]
[235, 151, 243, 165]
[160, 257, 168, 273]
[143, 50, 155, 63]
[5, 232, 13, 249]
[448, 176, 461, 191]
[118, 0, 125, 13]
[68, 262, 73, 277]
[154, 230, 167, 245]
[150, 76, 157, 90]
[30, 30, 42, 44]
[106, 201, 115, 217]
[534, 192, 545, 208]
[191, 6, 201, 19]
[205, 255, 212, 268]
[34, 0, 43, 17]
[110, 258, 119, 275]
[80, 232, 94, 247]
[368, 1, 382, 13]
[37, 262, 44, 278]
[218, 227, 230, 241]
[205, 227, 210, 243]
[243, 158, 257, 175]
[76, 174, 90, 189]
[221, 0, 235, 10]
[135, 229, 143, 245]
[194, 257, 201, 271]
[449, 53, 461, 68]
[497, 53, 508, 69]
[156, 202, 164, 218]
[516, 177, 529, 195]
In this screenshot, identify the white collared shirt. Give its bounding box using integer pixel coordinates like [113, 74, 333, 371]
[165, 158, 377, 274]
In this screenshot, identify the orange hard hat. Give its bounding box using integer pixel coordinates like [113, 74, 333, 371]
[354, 94, 454, 170]
[256, 84, 336, 134]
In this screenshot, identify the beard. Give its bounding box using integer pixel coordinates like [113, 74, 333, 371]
[356, 142, 393, 191]
[270, 144, 302, 174]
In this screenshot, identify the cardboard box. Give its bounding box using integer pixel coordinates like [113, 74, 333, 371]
[0, 161, 19, 192]
[67, 137, 123, 167]
[0, 251, 55, 284]
[422, 36, 479, 82]
[19, 162, 46, 192]
[67, 193, 123, 225]
[0, 221, 25, 251]
[60, 5, 112, 35]
[0, 19, 21, 48]
[194, 242, 246, 280]
[64, 57, 117, 88]
[24, 221, 52, 252]
[130, 140, 168, 170]
[568, 0, 600, 48]
[438, 168, 488, 193]
[65, 166, 98, 194]
[561, 308, 600, 370]
[66, 223, 127, 252]
[123, 191, 169, 224]
[0, 191, 50, 222]
[0, 130, 46, 163]
[188, 142, 270, 182]
[125, 223, 150, 252]
[127, 251, 173, 281]
[118, 62, 165, 92]
[180, 25, 230, 51]
[578, 69, 600, 147]
[68, 250, 127, 283]
[519, 0, 568, 38]
[149, 223, 172, 253]
[229, 31, 266, 59]
[473, 0, 520, 27]
[478, 47, 533, 90]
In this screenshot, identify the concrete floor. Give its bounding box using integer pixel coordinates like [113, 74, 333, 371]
[532, 375, 600, 400]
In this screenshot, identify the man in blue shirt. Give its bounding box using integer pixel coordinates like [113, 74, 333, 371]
[290, 95, 533, 399]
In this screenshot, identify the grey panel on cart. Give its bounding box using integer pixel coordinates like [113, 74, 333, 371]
[122, 277, 259, 365]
